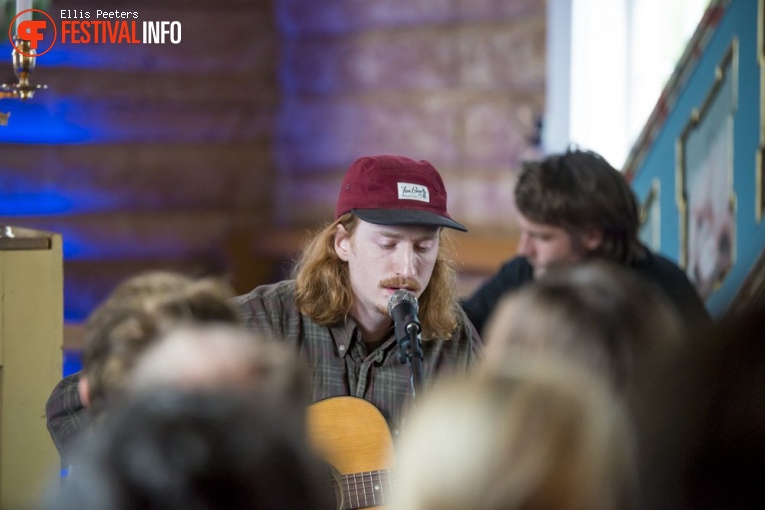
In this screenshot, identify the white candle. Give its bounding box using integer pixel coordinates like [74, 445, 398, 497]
[16, 0, 33, 34]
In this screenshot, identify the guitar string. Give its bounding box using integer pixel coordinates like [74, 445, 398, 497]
[339, 472, 395, 488]
[333, 470, 393, 509]
[339, 469, 394, 487]
[338, 473, 395, 488]
[346, 471, 394, 508]
[352, 472, 364, 508]
[338, 469, 395, 505]
[361, 470, 389, 507]
[324, 466, 395, 507]
[366, 471, 376, 506]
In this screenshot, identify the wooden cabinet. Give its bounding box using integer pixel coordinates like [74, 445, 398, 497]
[0, 226, 63, 508]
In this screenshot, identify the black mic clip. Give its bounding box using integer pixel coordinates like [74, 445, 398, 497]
[395, 317, 422, 364]
[388, 290, 424, 365]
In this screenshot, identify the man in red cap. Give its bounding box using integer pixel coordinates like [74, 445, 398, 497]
[45, 155, 480, 477]
[234, 155, 482, 436]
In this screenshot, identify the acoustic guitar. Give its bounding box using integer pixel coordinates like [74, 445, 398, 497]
[307, 396, 395, 509]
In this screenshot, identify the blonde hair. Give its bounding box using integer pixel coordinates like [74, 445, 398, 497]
[394, 362, 636, 510]
[292, 213, 460, 340]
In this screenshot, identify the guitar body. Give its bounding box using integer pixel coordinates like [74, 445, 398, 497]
[307, 396, 394, 509]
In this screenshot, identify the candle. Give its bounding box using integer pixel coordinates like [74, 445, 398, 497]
[16, 0, 33, 34]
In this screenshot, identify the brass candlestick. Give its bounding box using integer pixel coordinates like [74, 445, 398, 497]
[1, 36, 48, 125]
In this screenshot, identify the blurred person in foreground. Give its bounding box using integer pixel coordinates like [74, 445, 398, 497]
[46, 271, 241, 465]
[127, 324, 310, 409]
[46, 323, 328, 510]
[635, 299, 765, 510]
[392, 359, 637, 510]
[481, 261, 684, 400]
[47, 390, 334, 510]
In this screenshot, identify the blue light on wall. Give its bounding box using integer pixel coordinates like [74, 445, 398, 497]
[62, 349, 82, 376]
[1, 35, 129, 144]
[0, 192, 74, 215]
[1, 39, 127, 326]
[0, 100, 93, 144]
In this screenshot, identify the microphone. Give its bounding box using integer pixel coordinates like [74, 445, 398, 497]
[387, 289, 421, 337]
[388, 289, 424, 394]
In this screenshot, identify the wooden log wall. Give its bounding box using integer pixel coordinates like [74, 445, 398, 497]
[1, 0, 281, 322]
[0, 0, 545, 346]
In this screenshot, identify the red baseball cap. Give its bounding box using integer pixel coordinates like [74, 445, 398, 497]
[335, 155, 467, 232]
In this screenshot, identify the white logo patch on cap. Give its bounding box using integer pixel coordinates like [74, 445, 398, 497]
[397, 182, 430, 202]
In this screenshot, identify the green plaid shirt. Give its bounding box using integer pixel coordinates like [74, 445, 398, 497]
[233, 280, 482, 435]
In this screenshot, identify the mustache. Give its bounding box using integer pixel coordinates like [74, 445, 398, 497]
[379, 277, 421, 294]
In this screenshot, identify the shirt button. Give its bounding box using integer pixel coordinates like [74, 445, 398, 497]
[338, 345, 346, 352]
[392, 428, 400, 436]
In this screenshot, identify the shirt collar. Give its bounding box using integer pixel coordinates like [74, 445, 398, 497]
[329, 315, 397, 358]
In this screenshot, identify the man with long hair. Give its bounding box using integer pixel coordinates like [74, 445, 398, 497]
[234, 155, 482, 434]
[463, 148, 710, 337]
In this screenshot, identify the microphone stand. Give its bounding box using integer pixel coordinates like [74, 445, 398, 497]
[395, 315, 424, 402]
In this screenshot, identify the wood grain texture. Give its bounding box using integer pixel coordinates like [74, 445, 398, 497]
[307, 396, 394, 475]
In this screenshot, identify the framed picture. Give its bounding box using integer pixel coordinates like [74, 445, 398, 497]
[677, 41, 738, 300]
[639, 179, 661, 251]
[757, 147, 764, 223]
[758, 0, 765, 222]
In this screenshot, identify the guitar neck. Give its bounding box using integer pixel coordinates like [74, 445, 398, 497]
[337, 468, 394, 509]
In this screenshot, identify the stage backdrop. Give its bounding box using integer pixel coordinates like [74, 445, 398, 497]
[624, 0, 765, 317]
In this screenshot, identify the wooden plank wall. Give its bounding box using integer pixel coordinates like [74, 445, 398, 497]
[1, 0, 281, 320]
[0, 0, 544, 339]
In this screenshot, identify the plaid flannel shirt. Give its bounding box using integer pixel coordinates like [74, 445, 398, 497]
[46, 371, 88, 465]
[233, 280, 483, 435]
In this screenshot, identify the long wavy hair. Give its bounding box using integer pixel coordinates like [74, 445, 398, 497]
[293, 213, 460, 340]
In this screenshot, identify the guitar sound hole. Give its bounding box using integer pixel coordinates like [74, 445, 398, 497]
[327, 465, 345, 510]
